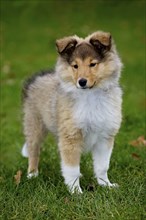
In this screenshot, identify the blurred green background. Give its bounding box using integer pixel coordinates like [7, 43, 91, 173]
[0, 1, 146, 219]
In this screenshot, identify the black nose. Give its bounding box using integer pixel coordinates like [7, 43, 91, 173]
[78, 78, 87, 87]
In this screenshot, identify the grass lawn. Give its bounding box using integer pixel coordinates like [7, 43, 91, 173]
[0, 1, 146, 219]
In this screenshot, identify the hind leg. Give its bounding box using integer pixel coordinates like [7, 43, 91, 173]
[23, 106, 46, 178]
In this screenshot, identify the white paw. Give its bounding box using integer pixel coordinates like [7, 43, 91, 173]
[108, 183, 119, 188]
[98, 178, 119, 188]
[62, 164, 83, 194]
[69, 185, 83, 194]
[27, 171, 38, 179]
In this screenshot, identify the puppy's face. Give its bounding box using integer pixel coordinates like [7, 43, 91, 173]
[56, 32, 114, 89]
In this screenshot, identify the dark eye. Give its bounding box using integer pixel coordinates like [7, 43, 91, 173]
[90, 63, 96, 67]
[73, 64, 78, 69]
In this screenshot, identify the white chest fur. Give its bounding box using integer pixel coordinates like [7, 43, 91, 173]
[73, 87, 122, 149]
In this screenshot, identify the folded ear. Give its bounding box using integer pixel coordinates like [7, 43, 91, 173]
[56, 36, 78, 56]
[89, 31, 112, 54]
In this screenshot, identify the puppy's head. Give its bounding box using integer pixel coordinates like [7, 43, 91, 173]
[56, 31, 120, 90]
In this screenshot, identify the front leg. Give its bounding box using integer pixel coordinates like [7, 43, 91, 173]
[92, 137, 118, 187]
[58, 130, 83, 194]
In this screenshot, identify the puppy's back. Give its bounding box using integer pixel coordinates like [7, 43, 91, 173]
[22, 70, 57, 99]
[22, 70, 59, 134]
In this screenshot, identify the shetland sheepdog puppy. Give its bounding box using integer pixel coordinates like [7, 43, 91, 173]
[22, 31, 122, 193]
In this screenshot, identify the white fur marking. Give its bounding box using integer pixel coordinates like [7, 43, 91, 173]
[21, 143, 29, 158]
[27, 170, 39, 179]
[92, 138, 118, 187]
[73, 87, 122, 138]
[61, 163, 82, 193]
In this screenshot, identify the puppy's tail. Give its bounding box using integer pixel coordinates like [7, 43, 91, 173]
[21, 143, 29, 158]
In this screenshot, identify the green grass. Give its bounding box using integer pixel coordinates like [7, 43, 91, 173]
[0, 0, 146, 219]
